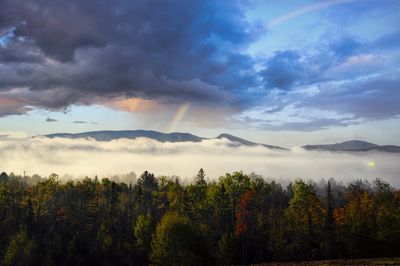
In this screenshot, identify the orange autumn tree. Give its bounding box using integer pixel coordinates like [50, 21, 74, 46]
[235, 187, 254, 264]
[236, 188, 254, 236]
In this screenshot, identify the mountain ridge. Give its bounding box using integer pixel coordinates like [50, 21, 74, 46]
[44, 130, 287, 150]
[303, 140, 400, 153]
[217, 133, 286, 150]
[45, 130, 204, 142]
[44, 131, 400, 152]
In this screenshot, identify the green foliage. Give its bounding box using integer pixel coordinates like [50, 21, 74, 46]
[0, 170, 399, 265]
[2, 228, 38, 265]
[151, 212, 211, 266]
[134, 213, 153, 255]
[195, 168, 207, 187]
[285, 180, 324, 259]
[216, 232, 239, 265]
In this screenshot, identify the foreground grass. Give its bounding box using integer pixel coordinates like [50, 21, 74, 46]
[257, 258, 400, 265]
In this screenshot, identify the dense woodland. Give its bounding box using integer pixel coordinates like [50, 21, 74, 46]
[0, 169, 399, 265]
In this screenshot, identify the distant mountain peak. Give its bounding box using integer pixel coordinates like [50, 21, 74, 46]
[338, 139, 378, 145]
[217, 133, 256, 146]
[303, 139, 399, 153]
[42, 131, 399, 153]
[217, 133, 287, 150]
[44, 130, 286, 150]
[45, 130, 204, 142]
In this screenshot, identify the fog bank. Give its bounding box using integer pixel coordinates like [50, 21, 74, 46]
[0, 135, 399, 186]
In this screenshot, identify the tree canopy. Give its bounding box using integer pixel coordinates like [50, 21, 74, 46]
[0, 170, 399, 265]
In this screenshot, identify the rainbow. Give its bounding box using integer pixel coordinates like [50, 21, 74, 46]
[267, 0, 354, 29]
[167, 104, 189, 132]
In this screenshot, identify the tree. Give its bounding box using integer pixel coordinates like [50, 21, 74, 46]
[220, 171, 251, 227]
[134, 213, 153, 258]
[2, 228, 38, 265]
[195, 168, 206, 187]
[1, 171, 400, 264]
[186, 169, 208, 221]
[137, 171, 158, 214]
[151, 212, 211, 266]
[339, 179, 375, 258]
[0, 172, 8, 182]
[206, 182, 231, 243]
[372, 178, 400, 256]
[235, 188, 254, 264]
[285, 180, 323, 260]
[23, 199, 35, 237]
[216, 232, 239, 265]
[322, 181, 337, 259]
[137, 171, 158, 192]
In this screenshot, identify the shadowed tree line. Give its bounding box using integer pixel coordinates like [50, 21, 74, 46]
[0, 170, 399, 265]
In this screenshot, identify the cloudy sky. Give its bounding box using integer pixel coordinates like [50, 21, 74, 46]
[1, 0, 400, 147]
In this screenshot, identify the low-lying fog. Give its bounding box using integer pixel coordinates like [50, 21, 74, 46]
[0, 134, 399, 186]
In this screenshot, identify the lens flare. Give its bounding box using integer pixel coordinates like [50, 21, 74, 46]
[368, 160, 376, 168]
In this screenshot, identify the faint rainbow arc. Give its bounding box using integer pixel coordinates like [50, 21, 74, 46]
[267, 0, 354, 29]
[167, 104, 189, 132]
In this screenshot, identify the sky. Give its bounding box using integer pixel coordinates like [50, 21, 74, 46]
[1, 0, 400, 147]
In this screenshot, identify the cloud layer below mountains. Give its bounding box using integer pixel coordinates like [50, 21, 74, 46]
[0, 134, 399, 186]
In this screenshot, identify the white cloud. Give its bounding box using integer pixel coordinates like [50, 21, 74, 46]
[0, 136, 399, 186]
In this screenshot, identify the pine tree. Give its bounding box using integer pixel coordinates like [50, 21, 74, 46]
[323, 181, 336, 258]
[195, 168, 206, 187]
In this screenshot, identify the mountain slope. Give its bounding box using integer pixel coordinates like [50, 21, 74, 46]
[217, 133, 287, 150]
[45, 130, 204, 142]
[303, 140, 400, 152]
[44, 130, 286, 149]
[44, 131, 400, 153]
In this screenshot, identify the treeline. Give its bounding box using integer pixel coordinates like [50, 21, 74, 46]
[0, 170, 399, 265]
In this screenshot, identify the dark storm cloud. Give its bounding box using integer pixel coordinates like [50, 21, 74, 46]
[1, 0, 400, 133]
[0, 0, 261, 117]
[0, 38, 43, 63]
[0, 0, 105, 62]
[0, 104, 32, 117]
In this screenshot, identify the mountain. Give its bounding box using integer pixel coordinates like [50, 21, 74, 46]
[217, 133, 286, 150]
[44, 132, 400, 153]
[303, 140, 400, 153]
[44, 130, 286, 150]
[45, 130, 204, 142]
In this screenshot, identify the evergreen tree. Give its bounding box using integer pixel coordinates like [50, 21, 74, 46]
[195, 168, 206, 187]
[323, 181, 336, 258]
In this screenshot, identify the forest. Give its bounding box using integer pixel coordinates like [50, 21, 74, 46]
[0, 169, 399, 265]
